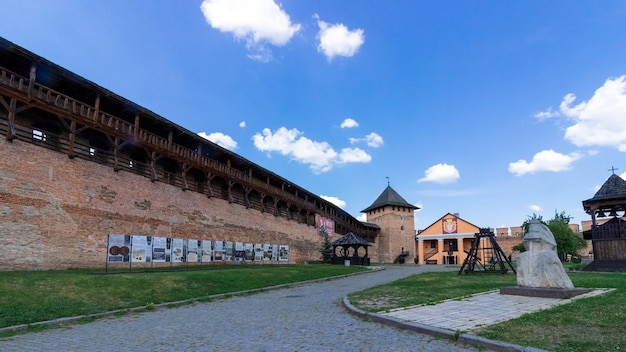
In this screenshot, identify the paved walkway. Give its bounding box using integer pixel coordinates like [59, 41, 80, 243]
[380, 288, 610, 332]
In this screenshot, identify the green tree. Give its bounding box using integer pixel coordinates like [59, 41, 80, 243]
[547, 211, 587, 261]
[319, 236, 333, 263]
[513, 211, 587, 261]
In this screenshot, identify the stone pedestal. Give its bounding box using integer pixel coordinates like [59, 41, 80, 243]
[500, 286, 592, 299]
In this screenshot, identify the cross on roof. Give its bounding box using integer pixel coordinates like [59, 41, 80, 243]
[609, 166, 619, 175]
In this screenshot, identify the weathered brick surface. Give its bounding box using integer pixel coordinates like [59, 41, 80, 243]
[366, 207, 415, 264]
[0, 135, 322, 270]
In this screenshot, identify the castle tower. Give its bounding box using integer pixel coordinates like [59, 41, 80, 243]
[361, 185, 419, 264]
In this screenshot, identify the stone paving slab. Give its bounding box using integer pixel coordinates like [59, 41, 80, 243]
[381, 288, 612, 332]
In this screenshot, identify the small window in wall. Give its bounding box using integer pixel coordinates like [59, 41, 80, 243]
[32, 129, 46, 141]
[89, 147, 96, 157]
[430, 241, 436, 249]
[401, 225, 404, 230]
[129, 160, 134, 168]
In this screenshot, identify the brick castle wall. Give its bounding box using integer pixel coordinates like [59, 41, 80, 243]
[0, 135, 322, 270]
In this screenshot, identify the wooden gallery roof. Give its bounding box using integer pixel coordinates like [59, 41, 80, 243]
[0, 36, 377, 240]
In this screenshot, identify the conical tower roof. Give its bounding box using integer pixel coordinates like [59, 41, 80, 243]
[361, 185, 419, 213]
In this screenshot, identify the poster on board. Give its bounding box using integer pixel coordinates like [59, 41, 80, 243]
[244, 243, 254, 261]
[278, 245, 289, 262]
[130, 235, 148, 262]
[234, 242, 245, 261]
[262, 244, 273, 261]
[187, 239, 200, 263]
[254, 244, 264, 261]
[223, 241, 234, 261]
[213, 241, 223, 261]
[171, 238, 185, 263]
[201, 240, 212, 263]
[107, 234, 130, 262]
[152, 236, 167, 263]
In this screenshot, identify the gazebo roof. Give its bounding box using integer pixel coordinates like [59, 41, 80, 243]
[332, 232, 372, 246]
[361, 185, 419, 213]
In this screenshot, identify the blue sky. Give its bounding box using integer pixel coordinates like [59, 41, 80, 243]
[2, 0, 626, 231]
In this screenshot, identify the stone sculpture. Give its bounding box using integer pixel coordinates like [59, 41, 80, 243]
[516, 220, 574, 289]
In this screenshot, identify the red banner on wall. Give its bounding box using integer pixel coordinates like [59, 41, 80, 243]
[315, 214, 335, 237]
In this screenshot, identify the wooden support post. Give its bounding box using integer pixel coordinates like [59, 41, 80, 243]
[92, 95, 100, 125]
[206, 173, 215, 197]
[28, 61, 36, 100]
[150, 151, 158, 181]
[67, 120, 76, 158]
[181, 163, 191, 190]
[4, 97, 17, 141]
[134, 114, 140, 140]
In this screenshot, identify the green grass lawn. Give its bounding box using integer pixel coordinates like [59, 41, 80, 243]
[0, 264, 366, 333]
[348, 270, 626, 352]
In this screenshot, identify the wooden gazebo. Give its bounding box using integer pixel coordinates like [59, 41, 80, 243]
[582, 172, 626, 271]
[332, 232, 371, 266]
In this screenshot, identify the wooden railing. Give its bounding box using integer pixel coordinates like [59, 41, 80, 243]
[423, 248, 438, 261]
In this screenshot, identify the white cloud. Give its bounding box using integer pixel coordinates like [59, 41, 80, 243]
[315, 14, 364, 61]
[621, 171, 626, 180]
[200, 0, 300, 61]
[338, 147, 371, 163]
[560, 76, 626, 151]
[528, 204, 543, 212]
[239, 121, 246, 128]
[349, 132, 384, 148]
[364, 132, 384, 148]
[418, 163, 460, 184]
[508, 149, 582, 176]
[320, 195, 346, 209]
[340, 118, 359, 128]
[356, 213, 367, 222]
[198, 131, 238, 150]
[533, 107, 559, 120]
[252, 127, 372, 173]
